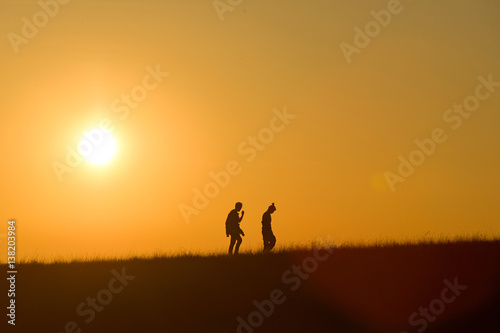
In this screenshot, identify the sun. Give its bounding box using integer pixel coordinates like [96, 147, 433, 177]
[78, 129, 117, 165]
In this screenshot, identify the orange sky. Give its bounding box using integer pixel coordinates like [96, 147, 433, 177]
[1, 0, 499, 261]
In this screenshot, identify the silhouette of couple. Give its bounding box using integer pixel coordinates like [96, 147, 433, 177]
[225, 202, 277, 254]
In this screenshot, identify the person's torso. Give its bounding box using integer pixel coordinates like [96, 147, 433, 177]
[262, 212, 272, 229]
[227, 210, 240, 230]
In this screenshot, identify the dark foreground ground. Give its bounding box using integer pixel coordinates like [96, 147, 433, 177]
[2, 240, 499, 332]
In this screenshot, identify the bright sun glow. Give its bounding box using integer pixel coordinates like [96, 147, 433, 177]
[78, 129, 117, 165]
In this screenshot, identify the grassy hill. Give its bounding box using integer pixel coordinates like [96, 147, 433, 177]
[2, 240, 499, 332]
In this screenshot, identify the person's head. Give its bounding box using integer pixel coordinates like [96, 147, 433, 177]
[268, 203, 276, 214]
[235, 202, 243, 211]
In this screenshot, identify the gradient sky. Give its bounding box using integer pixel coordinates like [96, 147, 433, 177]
[1, 0, 499, 261]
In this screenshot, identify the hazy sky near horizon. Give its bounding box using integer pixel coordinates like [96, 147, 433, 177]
[1, 0, 499, 261]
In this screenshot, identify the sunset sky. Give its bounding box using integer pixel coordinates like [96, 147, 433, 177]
[1, 0, 499, 261]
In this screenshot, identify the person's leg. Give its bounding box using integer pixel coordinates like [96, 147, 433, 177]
[229, 235, 236, 254]
[263, 229, 272, 252]
[264, 242, 270, 252]
[269, 234, 276, 251]
[234, 235, 243, 254]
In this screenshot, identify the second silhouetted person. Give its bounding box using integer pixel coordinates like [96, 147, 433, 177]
[262, 203, 277, 252]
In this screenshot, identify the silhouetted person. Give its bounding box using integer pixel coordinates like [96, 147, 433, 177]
[226, 202, 245, 254]
[262, 203, 277, 252]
